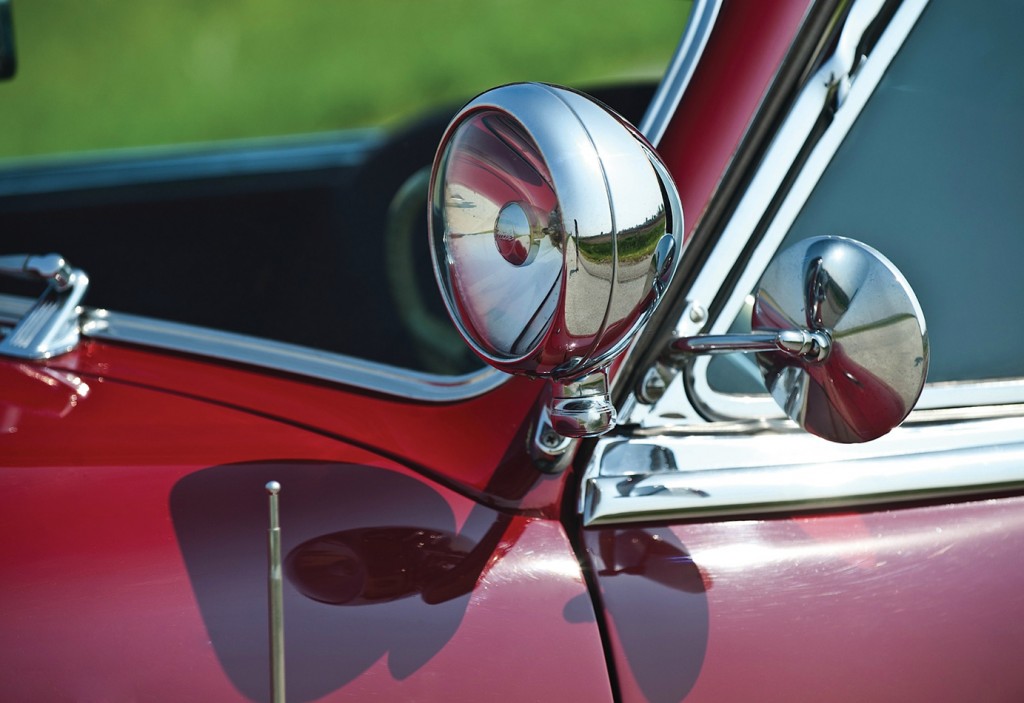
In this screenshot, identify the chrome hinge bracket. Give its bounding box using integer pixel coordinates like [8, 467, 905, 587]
[820, 0, 888, 109]
[0, 253, 89, 359]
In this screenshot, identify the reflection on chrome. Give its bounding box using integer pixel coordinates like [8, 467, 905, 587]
[662, 237, 927, 443]
[0, 252, 88, 359]
[581, 415, 1024, 525]
[430, 83, 683, 437]
[754, 237, 927, 443]
[438, 111, 564, 358]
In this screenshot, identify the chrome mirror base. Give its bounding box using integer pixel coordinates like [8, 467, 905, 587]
[548, 369, 617, 438]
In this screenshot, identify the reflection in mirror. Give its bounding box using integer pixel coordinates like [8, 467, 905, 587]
[438, 110, 565, 359]
[754, 236, 927, 442]
[430, 83, 683, 437]
[669, 237, 927, 442]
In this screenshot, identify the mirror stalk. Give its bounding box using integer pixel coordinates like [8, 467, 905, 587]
[667, 328, 831, 363]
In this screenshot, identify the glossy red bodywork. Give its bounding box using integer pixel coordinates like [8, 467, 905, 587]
[34, 339, 563, 515]
[586, 499, 1024, 702]
[6, 1, 1024, 702]
[659, 0, 813, 241]
[0, 361, 611, 701]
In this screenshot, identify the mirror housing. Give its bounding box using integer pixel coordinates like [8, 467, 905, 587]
[669, 236, 928, 443]
[429, 83, 683, 437]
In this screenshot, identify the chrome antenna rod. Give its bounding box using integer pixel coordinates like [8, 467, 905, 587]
[266, 481, 286, 703]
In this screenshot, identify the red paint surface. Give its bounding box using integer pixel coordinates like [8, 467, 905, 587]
[0, 365, 610, 701]
[657, 0, 813, 240]
[32, 339, 563, 515]
[588, 499, 1024, 702]
[12, 2, 1010, 702]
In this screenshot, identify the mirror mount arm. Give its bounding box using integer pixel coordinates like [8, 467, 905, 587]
[546, 368, 617, 439]
[664, 328, 832, 365]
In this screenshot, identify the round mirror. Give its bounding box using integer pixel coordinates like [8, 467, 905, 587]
[429, 83, 682, 383]
[753, 236, 928, 443]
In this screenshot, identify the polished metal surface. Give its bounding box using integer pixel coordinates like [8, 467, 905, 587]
[529, 406, 578, 474]
[581, 413, 1024, 525]
[0, 253, 74, 291]
[431, 83, 681, 379]
[751, 236, 927, 442]
[669, 328, 831, 361]
[0, 294, 509, 401]
[665, 236, 927, 443]
[638, 0, 722, 146]
[548, 369, 617, 438]
[0, 253, 88, 359]
[429, 83, 682, 435]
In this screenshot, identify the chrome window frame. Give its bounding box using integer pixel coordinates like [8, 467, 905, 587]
[0, 294, 508, 401]
[582, 0, 1024, 526]
[641, 0, 1024, 428]
[0, 130, 384, 197]
[0, 129, 511, 402]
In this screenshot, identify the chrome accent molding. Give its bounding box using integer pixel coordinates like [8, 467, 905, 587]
[638, 0, 722, 146]
[0, 254, 88, 359]
[582, 413, 1024, 525]
[0, 129, 382, 197]
[0, 294, 507, 401]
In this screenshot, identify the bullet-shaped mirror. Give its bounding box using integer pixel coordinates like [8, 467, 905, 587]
[429, 83, 683, 437]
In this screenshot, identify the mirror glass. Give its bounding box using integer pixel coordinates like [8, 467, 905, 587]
[754, 236, 928, 443]
[430, 83, 681, 382]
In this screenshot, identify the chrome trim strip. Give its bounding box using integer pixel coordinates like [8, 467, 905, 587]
[0, 294, 506, 401]
[637, 0, 722, 146]
[0, 130, 383, 197]
[582, 413, 1024, 524]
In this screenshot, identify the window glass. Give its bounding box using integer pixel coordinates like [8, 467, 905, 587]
[709, 0, 1024, 394]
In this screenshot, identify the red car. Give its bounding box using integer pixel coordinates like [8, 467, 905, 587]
[3, 0, 1024, 701]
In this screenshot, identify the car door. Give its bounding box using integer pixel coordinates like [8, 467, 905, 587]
[579, 1, 1024, 700]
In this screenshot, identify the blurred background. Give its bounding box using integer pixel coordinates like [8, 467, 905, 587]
[0, 0, 691, 160]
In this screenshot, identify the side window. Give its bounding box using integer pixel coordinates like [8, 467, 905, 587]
[0, 2, 685, 380]
[706, 0, 1024, 398]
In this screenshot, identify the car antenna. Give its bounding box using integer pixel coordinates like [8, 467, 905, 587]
[266, 481, 286, 703]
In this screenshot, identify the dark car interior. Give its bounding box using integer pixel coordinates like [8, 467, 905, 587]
[1, 82, 656, 375]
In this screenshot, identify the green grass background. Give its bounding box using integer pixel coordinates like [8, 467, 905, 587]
[0, 1, 691, 160]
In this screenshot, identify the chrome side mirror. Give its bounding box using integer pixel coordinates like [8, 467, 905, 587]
[669, 236, 928, 443]
[429, 83, 682, 437]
